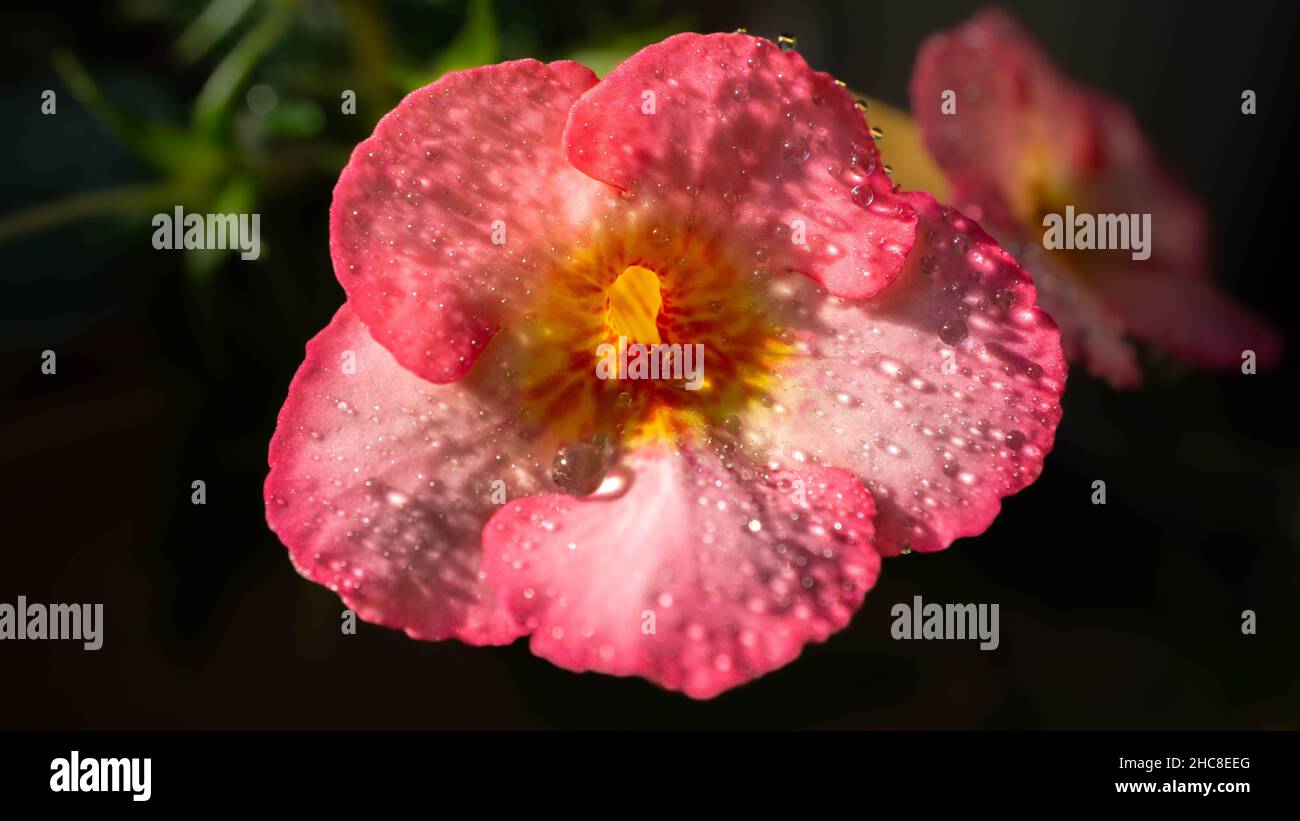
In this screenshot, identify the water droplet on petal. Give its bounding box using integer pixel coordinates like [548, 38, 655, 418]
[850, 154, 876, 175]
[781, 136, 810, 164]
[552, 443, 605, 495]
[939, 319, 968, 345]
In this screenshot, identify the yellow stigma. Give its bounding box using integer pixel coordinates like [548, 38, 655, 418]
[607, 265, 663, 344]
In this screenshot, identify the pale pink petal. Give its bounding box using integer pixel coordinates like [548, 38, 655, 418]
[265, 305, 550, 645]
[481, 445, 880, 699]
[330, 59, 619, 384]
[564, 32, 917, 299]
[740, 192, 1066, 556]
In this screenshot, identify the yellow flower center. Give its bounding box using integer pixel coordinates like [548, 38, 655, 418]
[498, 218, 794, 466]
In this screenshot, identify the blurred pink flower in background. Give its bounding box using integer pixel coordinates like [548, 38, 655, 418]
[909, 8, 1280, 387]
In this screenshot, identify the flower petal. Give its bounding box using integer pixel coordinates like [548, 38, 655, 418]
[741, 192, 1066, 556]
[330, 59, 617, 384]
[1088, 266, 1282, 370]
[265, 305, 549, 645]
[1014, 243, 1142, 388]
[481, 445, 880, 699]
[564, 32, 917, 299]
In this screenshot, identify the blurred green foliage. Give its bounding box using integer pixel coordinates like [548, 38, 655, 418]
[0, 0, 692, 274]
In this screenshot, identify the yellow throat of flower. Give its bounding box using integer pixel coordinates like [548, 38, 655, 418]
[501, 219, 795, 460]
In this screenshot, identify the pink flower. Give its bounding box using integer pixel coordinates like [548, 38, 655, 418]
[910, 9, 1280, 387]
[265, 33, 1066, 698]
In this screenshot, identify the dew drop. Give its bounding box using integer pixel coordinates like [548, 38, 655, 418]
[851, 185, 874, 208]
[850, 154, 876, 175]
[552, 443, 605, 495]
[939, 319, 968, 345]
[781, 137, 810, 164]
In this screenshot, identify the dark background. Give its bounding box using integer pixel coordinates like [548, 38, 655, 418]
[1, 0, 1296, 729]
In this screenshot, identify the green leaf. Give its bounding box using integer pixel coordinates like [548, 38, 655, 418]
[566, 17, 691, 78]
[0, 182, 177, 245]
[183, 172, 259, 280]
[427, 0, 498, 82]
[50, 49, 217, 176]
[175, 0, 258, 64]
[193, 0, 295, 137]
[261, 99, 326, 138]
